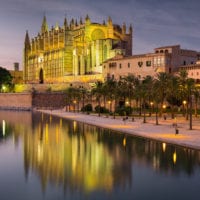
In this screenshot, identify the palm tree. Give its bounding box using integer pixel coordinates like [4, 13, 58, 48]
[92, 81, 104, 116]
[153, 79, 163, 125]
[194, 89, 200, 117]
[178, 69, 196, 129]
[104, 79, 118, 116]
[132, 77, 142, 116]
[79, 86, 88, 113]
[143, 75, 154, 116]
[123, 74, 137, 108]
[155, 72, 171, 116]
[65, 87, 80, 112]
[135, 76, 154, 123]
[166, 75, 181, 119]
[186, 78, 196, 130]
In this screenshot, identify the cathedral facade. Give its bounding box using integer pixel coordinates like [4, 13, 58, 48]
[23, 15, 132, 83]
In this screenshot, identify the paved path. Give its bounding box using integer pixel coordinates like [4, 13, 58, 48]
[38, 109, 200, 150]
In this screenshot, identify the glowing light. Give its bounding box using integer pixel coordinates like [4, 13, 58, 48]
[150, 102, 154, 106]
[2, 85, 6, 92]
[125, 101, 129, 105]
[2, 120, 6, 137]
[162, 104, 166, 109]
[173, 151, 177, 164]
[49, 115, 52, 123]
[45, 123, 49, 144]
[37, 144, 43, 162]
[162, 143, 166, 152]
[123, 137, 126, 147]
[183, 100, 187, 105]
[73, 121, 77, 132]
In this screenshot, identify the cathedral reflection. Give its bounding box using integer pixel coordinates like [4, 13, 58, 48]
[24, 112, 118, 193]
[1, 111, 200, 194]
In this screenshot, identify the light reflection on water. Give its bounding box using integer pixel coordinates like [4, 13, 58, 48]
[0, 110, 200, 200]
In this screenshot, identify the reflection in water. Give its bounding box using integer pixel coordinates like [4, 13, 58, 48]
[24, 112, 116, 193]
[1, 111, 200, 198]
[2, 120, 5, 137]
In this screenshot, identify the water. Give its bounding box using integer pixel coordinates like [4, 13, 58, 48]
[0, 110, 200, 200]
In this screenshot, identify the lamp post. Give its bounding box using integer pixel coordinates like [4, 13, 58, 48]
[125, 101, 129, 106]
[162, 104, 166, 110]
[108, 100, 111, 112]
[125, 101, 130, 116]
[162, 104, 167, 120]
[182, 100, 187, 117]
[150, 101, 154, 116]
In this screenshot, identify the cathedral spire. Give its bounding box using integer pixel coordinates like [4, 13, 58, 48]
[41, 15, 48, 34]
[24, 30, 31, 50]
[85, 14, 91, 25]
[107, 16, 112, 26]
[122, 23, 126, 34]
[64, 17, 68, 29]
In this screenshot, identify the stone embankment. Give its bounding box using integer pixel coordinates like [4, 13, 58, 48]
[0, 92, 65, 110]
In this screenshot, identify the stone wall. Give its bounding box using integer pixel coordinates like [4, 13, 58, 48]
[32, 92, 66, 109]
[0, 93, 32, 110]
[0, 92, 66, 110]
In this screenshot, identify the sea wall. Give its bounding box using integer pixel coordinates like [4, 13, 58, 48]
[32, 92, 66, 109]
[0, 93, 32, 110]
[0, 92, 66, 111]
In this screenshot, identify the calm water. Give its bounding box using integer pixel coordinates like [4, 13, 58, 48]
[0, 111, 200, 200]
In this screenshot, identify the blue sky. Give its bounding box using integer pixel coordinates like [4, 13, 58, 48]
[0, 0, 200, 70]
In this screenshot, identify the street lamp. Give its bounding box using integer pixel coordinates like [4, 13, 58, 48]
[150, 101, 154, 116]
[162, 104, 166, 109]
[162, 104, 167, 120]
[182, 100, 187, 117]
[1, 85, 6, 93]
[108, 100, 111, 112]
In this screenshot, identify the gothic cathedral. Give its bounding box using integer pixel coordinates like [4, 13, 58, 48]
[23, 15, 132, 83]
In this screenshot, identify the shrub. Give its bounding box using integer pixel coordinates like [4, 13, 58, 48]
[115, 106, 133, 116]
[81, 104, 93, 112]
[95, 105, 109, 113]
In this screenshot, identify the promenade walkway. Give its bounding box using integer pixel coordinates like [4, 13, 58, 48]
[38, 109, 200, 150]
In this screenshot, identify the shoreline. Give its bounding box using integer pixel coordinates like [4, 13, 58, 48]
[38, 109, 200, 150]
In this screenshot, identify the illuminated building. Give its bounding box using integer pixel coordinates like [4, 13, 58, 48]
[179, 60, 200, 82]
[23, 15, 132, 83]
[103, 45, 200, 80]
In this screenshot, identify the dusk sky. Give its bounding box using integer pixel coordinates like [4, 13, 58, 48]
[1, 0, 200, 70]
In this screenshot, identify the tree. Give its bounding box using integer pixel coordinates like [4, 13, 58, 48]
[106, 79, 118, 117]
[193, 87, 200, 117]
[65, 87, 80, 112]
[155, 72, 171, 116]
[166, 75, 181, 119]
[92, 81, 104, 116]
[178, 69, 196, 129]
[0, 67, 12, 92]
